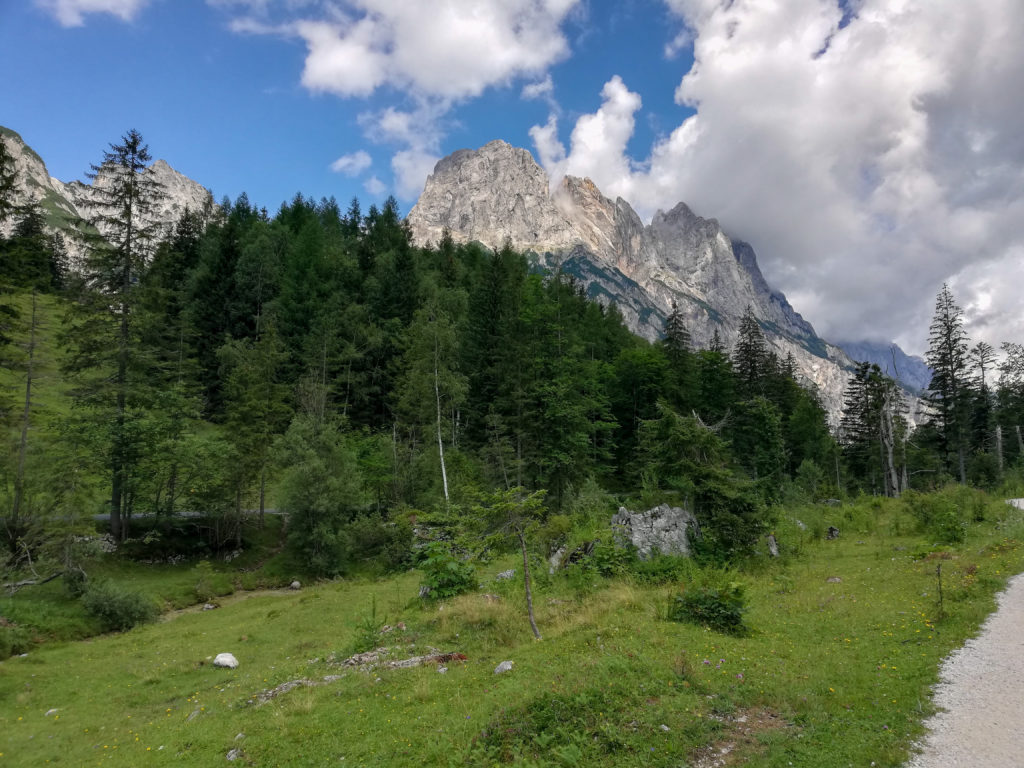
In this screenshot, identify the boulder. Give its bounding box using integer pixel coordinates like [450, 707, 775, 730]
[289, 581, 301, 590]
[495, 569, 516, 581]
[213, 653, 239, 669]
[611, 504, 698, 559]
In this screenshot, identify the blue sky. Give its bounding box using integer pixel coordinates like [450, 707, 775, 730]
[0, 1, 691, 212]
[2, 0, 1023, 353]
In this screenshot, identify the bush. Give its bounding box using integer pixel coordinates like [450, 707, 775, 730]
[631, 552, 694, 585]
[419, 542, 476, 600]
[192, 560, 233, 602]
[344, 513, 413, 572]
[0, 622, 33, 660]
[63, 567, 89, 598]
[669, 571, 747, 635]
[80, 581, 158, 632]
[904, 488, 967, 544]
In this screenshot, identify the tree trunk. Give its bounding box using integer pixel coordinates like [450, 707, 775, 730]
[434, 333, 450, 507]
[12, 290, 37, 527]
[518, 529, 541, 640]
[996, 424, 1004, 472]
[259, 466, 267, 529]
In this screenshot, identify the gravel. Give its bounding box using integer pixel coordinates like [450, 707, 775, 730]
[904, 572, 1024, 767]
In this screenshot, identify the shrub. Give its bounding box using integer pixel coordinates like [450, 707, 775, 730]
[344, 513, 413, 572]
[631, 552, 693, 585]
[192, 560, 233, 602]
[419, 542, 476, 600]
[80, 581, 158, 632]
[669, 571, 747, 635]
[63, 567, 89, 598]
[0, 622, 33, 660]
[904, 489, 967, 544]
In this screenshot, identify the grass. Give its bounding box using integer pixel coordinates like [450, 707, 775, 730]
[2, 495, 1024, 766]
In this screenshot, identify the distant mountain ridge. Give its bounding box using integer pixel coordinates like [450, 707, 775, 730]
[835, 340, 933, 394]
[407, 140, 855, 419]
[0, 125, 212, 264]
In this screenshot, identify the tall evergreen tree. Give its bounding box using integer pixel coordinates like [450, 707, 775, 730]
[924, 284, 970, 483]
[733, 306, 769, 397]
[63, 130, 163, 540]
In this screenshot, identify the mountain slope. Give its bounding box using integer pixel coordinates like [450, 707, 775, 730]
[0, 126, 212, 263]
[407, 140, 854, 418]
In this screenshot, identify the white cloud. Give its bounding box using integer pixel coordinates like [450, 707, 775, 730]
[522, 75, 554, 101]
[531, 0, 1024, 353]
[218, 0, 581, 201]
[36, 0, 148, 26]
[330, 150, 372, 176]
[364, 175, 387, 197]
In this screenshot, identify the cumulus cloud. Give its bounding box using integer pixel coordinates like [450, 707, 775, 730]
[36, 0, 148, 26]
[531, 0, 1024, 353]
[220, 0, 580, 201]
[330, 150, 372, 176]
[364, 175, 387, 197]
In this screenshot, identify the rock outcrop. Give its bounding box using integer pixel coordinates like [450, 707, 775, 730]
[407, 140, 857, 420]
[0, 125, 212, 266]
[611, 504, 699, 559]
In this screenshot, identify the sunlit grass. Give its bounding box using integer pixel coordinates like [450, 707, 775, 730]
[2, 497, 1024, 766]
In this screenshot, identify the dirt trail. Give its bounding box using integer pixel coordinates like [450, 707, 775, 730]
[160, 588, 298, 622]
[904, 571, 1024, 767]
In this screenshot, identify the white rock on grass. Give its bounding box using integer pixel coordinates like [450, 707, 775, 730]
[213, 653, 239, 669]
[494, 661, 514, 674]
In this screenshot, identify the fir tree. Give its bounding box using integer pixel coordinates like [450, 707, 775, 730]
[925, 284, 970, 483]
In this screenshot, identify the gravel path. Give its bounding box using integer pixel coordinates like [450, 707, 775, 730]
[904, 571, 1024, 767]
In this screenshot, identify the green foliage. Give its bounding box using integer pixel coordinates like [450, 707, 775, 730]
[62, 567, 88, 599]
[79, 580, 158, 632]
[630, 552, 694, 585]
[669, 571, 747, 635]
[343, 513, 413, 572]
[419, 542, 477, 600]
[903, 488, 967, 544]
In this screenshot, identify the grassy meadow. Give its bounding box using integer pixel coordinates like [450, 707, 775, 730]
[3, 493, 1024, 767]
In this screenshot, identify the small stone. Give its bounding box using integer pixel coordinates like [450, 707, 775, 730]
[494, 660, 514, 674]
[289, 581, 301, 590]
[45, 708, 58, 716]
[235, 733, 245, 741]
[213, 653, 239, 669]
[226, 748, 242, 761]
[418, 585, 431, 598]
[495, 569, 516, 581]
[767, 534, 779, 557]
[437, 666, 448, 674]
[826, 577, 842, 584]
[660, 724, 670, 732]
[203, 603, 218, 611]
[826, 526, 841, 540]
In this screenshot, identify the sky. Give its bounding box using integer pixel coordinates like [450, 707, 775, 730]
[2, 0, 1023, 357]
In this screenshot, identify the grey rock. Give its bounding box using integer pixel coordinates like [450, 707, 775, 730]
[826, 576, 842, 583]
[767, 534, 779, 557]
[289, 580, 301, 590]
[0, 126, 213, 268]
[495, 569, 516, 581]
[611, 504, 698, 559]
[406, 140, 900, 424]
[419, 585, 431, 598]
[44, 708, 58, 716]
[226, 748, 242, 761]
[826, 526, 841, 540]
[213, 653, 239, 669]
[494, 660, 515, 674]
[548, 546, 567, 574]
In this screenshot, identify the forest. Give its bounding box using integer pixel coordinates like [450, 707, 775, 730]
[2, 130, 1024, 582]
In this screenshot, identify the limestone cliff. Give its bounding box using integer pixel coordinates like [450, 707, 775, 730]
[0, 126, 212, 264]
[407, 140, 855, 420]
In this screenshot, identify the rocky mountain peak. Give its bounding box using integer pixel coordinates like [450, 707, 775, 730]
[407, 140, 859, 420]
[1, 126, 212, 263]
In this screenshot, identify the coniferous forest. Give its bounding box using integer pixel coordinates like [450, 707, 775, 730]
[2, 131, 1024, 582]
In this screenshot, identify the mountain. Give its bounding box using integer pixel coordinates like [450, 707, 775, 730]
[407, 140, 854, 419]
[835, 340, 933, 394]
[0, 125, 212, 263]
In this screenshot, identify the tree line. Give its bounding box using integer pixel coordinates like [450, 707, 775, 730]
[1, 130, 1022, 575]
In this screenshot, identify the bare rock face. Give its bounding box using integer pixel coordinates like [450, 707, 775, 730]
[611, 504, 699, 559]
[407, 140, 858, 421]
[1, 125, 212, 267]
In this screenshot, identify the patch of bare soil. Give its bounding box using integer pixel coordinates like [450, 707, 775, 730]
[690, 708, 791, 768]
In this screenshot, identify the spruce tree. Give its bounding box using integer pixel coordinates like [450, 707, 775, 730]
[63, 129, 163, 540]
[734, 306, 768, 396]
[925, 284, 970, 483]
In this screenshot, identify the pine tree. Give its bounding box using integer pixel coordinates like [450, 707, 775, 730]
[733, 306, 768, 397]
[63, 129, 163, 540]
[925, 284, 970, 483]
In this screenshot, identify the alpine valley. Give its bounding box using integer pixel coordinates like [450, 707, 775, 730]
[0, 127, 926, 420]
